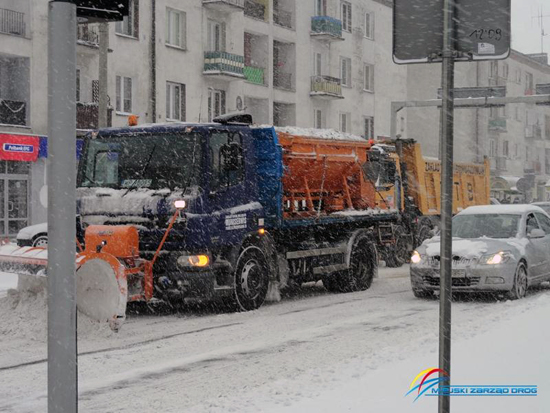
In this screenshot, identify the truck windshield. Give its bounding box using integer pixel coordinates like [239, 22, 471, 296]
[78, 132, 202, 190]
[452, 214, 520, 239]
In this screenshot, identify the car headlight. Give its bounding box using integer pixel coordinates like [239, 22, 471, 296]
[411, 250, 423, 264]
[480, 251, 513, 265]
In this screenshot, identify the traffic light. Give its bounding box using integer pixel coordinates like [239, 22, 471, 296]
[75, 0, 129, 22]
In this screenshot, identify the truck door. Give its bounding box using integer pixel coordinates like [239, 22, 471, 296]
[207, 130, 255, 246]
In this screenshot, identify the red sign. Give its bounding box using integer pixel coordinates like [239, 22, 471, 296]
[0, 134, 39, 162]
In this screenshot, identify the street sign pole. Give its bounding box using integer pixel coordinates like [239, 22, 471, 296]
[47, 1, 77, 412]
[439, 0, 455, 412]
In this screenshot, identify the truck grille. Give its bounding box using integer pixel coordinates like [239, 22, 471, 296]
[423, 276, 481, 287]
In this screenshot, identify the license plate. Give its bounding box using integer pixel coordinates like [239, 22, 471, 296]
[433, 269, 467, 278]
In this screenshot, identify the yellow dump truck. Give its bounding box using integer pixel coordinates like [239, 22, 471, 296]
[363, 139, 491, 266]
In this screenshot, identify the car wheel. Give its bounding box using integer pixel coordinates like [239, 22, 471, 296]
[412, 288, 434, 299]
[32, 234, 48, 248]
[508, 263, 528, 300]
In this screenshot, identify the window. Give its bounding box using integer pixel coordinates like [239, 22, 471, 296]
[116, 0, 138, 38]
[76, 69, 81, 102]
[209, 132, 244, 190]
[515, 69, 522, 84]
[339, 112, 350, 133]
[364, 117, 374, 140]
[526, 213, 541, 235]
[489, 139, 497, 158]
[503, 140, 509, 158]
[525, 72, 534, 93]
[341, 1, 352, 32]
[166, 82, 186, 121]
[166, 8, 186, 49]
[116, 76, 133, 113]
[340, 57, 351, 87]
[502, 62, 509, 79]
[363, 63, 374, 92]
[314, 109, 323, 129]
[92, 79, 99, 103]
[489, 61, 498, 78]
[208, 89, 226, 121]
[364, 12, 373, 39]
[207, 20, 225, 52]
[313, 52, 322, 76]
[535, 213, 550, 234]
[315, 0, 327, 16]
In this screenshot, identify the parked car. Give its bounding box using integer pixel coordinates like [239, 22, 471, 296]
[532, 201, 550, 216]
[16, 223, 48, 247]
[410, 204, 550, 300]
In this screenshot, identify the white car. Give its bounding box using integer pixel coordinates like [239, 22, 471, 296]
[16, 223, 48, 247]
[410, 204, 550, 300]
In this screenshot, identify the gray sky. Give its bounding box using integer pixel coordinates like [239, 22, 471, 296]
[512, 0, 550, 54]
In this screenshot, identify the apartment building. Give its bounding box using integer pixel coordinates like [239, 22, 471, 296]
[406, 50, 550, 203]
[0, 0, 407, 236]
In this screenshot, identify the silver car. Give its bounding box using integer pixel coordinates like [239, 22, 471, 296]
[410, 204, 550, 299]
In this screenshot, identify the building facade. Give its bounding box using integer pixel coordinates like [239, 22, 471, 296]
[406, 50, 550, 203]
[0, 0, 408, 236]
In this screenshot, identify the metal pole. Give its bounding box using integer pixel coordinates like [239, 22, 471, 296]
[98, 22, 109, 128]
[48, 1, 77, 412]
[439, 0, 455, 412]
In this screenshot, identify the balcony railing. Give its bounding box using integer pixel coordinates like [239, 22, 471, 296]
[245, 0, 267, 21]
[77, 103, 112, 130]
[274, 8, 293, 29]
[0, 8, 25, 37]
[0, 99, 26, 126]
[244, 66, 265, 85]
[202, 0, 245, 11]
[488, 117, 506, 132]
[274, 71, 293, 90]
[77, 24, 99, 46]
[310, 75, 343, 99]
[310, 16, 343, 40]
[204, 51, 245, 79]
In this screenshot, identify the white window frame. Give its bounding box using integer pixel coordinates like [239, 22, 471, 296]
[364, 12, 374, 39]
[340, 57, 351, 87]
[166, 82, 185, 121]
[341, 1, 352, 32]
[166, 8, 186, 49]
[339, 112, 350, 133]
[489, 139, 497, 158]
[116, 75, 133, 114]
[208, 89, 226, 122]
[315, 0, 327, 16]
[364, 116, 374, 140]
[115, 0, 138, 38]
[313, 52, 323, 76]
[314, 109, 323, 129]
[502, 140, 509, 158]
[363, 63, 374, 92]
[207, 19, 225, 52]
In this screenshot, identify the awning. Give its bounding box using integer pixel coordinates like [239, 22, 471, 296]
[0, 134, 40, 162]
[491, 176, 529, 193]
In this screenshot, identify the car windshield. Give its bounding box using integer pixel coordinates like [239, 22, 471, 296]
[452, 213, 520, 239]
[534, 204, 550, 215]
[78, 132, 202, 190]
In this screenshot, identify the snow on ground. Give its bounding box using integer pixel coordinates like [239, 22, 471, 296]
[0, 271, 18, 297]
[0, 266, 549, 412]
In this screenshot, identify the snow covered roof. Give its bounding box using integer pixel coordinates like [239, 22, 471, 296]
[458, 204, 546, 215]
[257, 126, 367, 142]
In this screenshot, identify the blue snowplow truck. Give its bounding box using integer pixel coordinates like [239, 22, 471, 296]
[76, 115, 402, 310]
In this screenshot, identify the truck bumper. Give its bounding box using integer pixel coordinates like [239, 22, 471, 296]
[165, 269, 234, 301]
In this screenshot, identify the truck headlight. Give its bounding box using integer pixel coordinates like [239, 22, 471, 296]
[177, 254, 210, 268]
[411, 250, 423, 264]
[481, 251, 512, 265]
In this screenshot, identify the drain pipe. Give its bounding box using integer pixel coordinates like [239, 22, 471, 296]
[151, 0, 157, 123]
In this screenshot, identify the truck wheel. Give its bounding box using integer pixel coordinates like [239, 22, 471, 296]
[349, 238, 377, 291]
[385, 227, 410, 268]
[234, 246, 270, 311]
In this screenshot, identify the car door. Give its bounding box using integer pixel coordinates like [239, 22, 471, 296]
[524, 213, 547, 280]
[534, 212, 550, 281]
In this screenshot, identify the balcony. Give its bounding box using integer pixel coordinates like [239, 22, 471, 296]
[310, 75, 344, 99]
[202, 0, 245, 12]
[310, 16, 343, 41]
[274, 7, 293, 29]
[77, 24, 99, 47]
[0, 8, 26, 37]
[76, 103, 112, 130]
[203, 51, 245, 80]
[245, 0, 267, 21]
[525, 124, 542, 140]
[244, 66, 265, 85]
[488, 117, 506, 132]
[0, 99, 26, 126]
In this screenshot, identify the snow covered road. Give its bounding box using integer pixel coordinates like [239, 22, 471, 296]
[1, 265, 549, 412]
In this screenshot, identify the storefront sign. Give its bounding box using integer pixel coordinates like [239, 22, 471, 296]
[0, 134, 39, 162]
